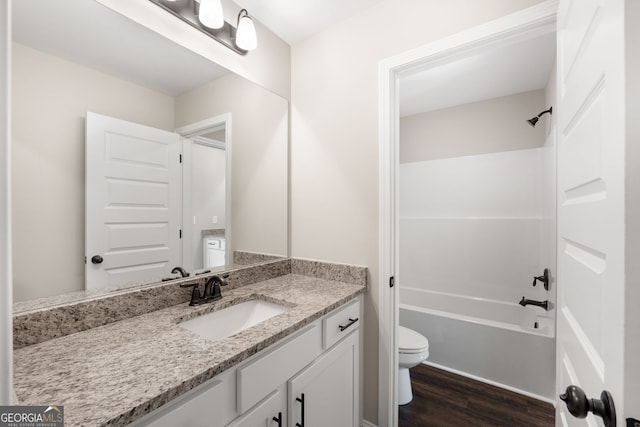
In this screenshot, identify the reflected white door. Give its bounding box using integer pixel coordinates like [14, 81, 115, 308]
[556, 0, 625, 425]
[85, 112, 182, 290]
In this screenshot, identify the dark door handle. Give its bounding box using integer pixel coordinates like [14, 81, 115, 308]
[91, 255, 103, 264]
[295, 393, 305, 427]
[560, 385, 616, 427]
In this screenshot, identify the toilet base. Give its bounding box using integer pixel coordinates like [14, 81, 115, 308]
[398, 367, 413, 405]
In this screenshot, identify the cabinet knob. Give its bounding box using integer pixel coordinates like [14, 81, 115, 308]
[91, 255, 103, 264]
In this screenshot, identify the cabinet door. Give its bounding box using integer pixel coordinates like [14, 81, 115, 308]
[288, 332, 359, 427]
[227, 386, 286, 427]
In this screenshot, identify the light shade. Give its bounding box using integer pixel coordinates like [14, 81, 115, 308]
[198, 0, 224, 29]
[236, 9, 257, 51]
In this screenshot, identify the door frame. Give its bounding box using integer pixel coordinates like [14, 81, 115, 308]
[0, 0, 11, 406]
[377, 2, 558, 424]
[175, 113, 232, 268]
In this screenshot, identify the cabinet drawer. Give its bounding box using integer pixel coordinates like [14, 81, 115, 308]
[323, 298, 361, 349]
[131, 368, 236, 427]
[237, 322, 322, 413]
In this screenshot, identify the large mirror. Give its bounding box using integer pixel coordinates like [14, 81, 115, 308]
[11, 0, 288, 303]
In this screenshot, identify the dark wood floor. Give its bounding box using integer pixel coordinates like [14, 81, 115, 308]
[399, 364, 555, 427]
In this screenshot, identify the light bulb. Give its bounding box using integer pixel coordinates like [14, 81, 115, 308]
[199, 0, 224, 29]
[236, 10, 257, 51]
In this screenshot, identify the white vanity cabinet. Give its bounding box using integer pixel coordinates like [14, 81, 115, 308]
[227, 385, 287, 427]
[130, 296, 362, 427]
[129, 366, 237, 427]
[288, 332, 359, 427]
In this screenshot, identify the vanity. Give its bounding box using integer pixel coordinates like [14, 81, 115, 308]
[12, 259, 366, 426]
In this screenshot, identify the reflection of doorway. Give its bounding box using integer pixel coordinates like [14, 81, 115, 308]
[85, 112, 183, 291]
[188, 140, 225, 270]
[176, 114, 232, 271]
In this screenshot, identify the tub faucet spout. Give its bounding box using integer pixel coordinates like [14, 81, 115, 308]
[519, 297, 549, 311]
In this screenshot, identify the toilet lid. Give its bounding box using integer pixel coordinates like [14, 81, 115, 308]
[399, 326, 429, 353]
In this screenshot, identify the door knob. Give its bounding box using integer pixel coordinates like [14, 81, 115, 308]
[91, 255, 103, 264]
[560, 385, 616, 427]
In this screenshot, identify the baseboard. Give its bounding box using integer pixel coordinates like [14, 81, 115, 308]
[361, 419, 378, 427]
[422, 361, 556, 406]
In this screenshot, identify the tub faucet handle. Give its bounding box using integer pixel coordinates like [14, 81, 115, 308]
[532, 268, 550, 290]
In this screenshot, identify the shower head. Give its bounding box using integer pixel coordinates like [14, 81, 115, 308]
[527, 106, 553, 127]
[527, 116, 540, 127]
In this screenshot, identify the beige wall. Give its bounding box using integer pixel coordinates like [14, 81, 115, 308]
[12, 43, 175, 302]
[290, 0, 544, 422]
[97, 0, 291, 100]
[400, 90, 546, 163]
[176, 73, 288, 258]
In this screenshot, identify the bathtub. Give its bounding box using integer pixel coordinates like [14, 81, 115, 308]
[399, 287, 556, 401]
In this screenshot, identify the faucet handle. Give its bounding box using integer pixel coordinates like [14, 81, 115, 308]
[532, 268, 550, 290]
[180, 282, 202, 306]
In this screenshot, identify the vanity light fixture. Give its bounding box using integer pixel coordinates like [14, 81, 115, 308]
[198, 0, 224, 29]
[149, 0, 257, 55]
[236, 9, 257, 51]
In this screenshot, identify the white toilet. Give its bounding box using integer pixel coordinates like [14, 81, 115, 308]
[398, 326, 430, 405]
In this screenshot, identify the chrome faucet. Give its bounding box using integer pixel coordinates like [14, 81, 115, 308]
[171, 266, 189, 278]
[519, 297, 549, 311]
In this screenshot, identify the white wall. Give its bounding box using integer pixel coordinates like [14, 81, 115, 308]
[12, 43, 175, 302]
[400, 149, 549, 304]
[541, 59, 557, 320]
[400, 90, 546, 163]
[290, 0, 545, 422]
[191, 144, 226, 270]
[96, 0, 291, 100]
[176, 73, 288, 258]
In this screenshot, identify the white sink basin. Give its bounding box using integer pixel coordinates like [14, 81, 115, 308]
[179, 299, 289, 342]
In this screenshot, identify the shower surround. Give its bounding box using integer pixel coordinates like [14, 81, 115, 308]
[399, 146, 556, 400]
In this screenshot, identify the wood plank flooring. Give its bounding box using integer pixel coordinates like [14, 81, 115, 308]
[398, 364, 555, 427]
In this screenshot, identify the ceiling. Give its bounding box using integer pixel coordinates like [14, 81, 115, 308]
[12, 0, 229, 96]
[232, 0, 384, 45]
[400, 32, 557, 117]
[13, 0, 556, 112]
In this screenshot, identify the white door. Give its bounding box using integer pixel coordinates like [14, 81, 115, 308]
[556, 0, 625, 425]
[85, 112, 182, 290]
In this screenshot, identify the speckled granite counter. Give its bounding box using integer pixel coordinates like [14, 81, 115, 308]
[13, 273, 366, 426]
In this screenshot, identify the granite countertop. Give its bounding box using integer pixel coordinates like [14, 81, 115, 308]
[13, 274, 365, 427]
